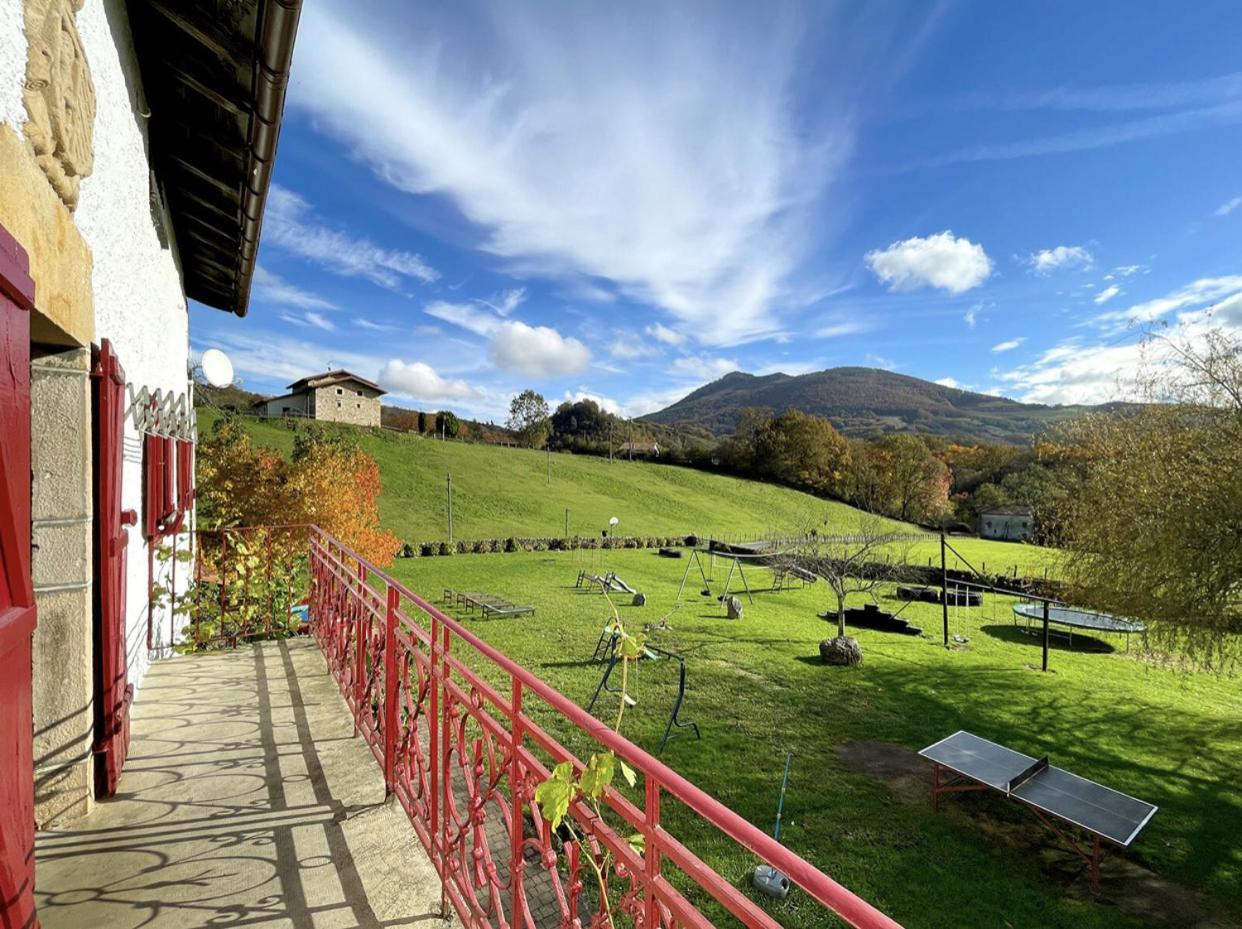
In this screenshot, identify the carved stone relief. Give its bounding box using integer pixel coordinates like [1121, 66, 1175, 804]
[23, 0, 95, 210]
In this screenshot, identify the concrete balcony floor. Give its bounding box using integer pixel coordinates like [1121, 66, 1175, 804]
[34, 638, 453, 929]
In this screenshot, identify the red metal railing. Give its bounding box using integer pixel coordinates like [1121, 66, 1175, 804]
[306, 526, 904, 929]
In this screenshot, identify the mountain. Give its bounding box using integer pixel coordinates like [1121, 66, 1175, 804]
[642, 367, 1121, 445]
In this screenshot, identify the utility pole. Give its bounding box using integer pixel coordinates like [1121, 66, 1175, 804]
[564, 508, 569, 537]
[940, 530, 949, 647]
[1042, 599, 1050, 672]
[447, 473, 453, 542]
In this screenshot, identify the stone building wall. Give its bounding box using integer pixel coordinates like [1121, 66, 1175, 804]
[312, 383, 382, 427]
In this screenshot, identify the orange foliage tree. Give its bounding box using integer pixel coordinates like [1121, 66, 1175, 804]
[288, 432, 401, 567]
[197, 419, 400, 568]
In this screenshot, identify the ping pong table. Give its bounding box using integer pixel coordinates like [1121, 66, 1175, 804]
[919, 731, 1157, 893]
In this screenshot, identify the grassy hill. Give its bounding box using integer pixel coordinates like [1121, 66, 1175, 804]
[199, 410, 1058, 574]
[643, 367, 1128, 444]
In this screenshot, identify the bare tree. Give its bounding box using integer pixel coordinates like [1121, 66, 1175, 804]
[802, 517, 913, 640]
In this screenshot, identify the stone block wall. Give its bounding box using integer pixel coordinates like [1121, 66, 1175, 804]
[30, 346, 94, 826]
[312, 384, 381, 427]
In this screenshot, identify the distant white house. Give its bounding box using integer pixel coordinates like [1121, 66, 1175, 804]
[618, 440, 660, 458]
[253, 370, 386, 427]
[979, 506, 1035, 541]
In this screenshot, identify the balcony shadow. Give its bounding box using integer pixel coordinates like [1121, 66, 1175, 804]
[35, 639, 451, 929]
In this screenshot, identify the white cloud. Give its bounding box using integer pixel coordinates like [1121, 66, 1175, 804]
[645, 323, 685, 346]
[1093, 284, 1122, 304]
[1216, 195, 1242, 216]
[670, 355, 738, 381]
[1113, 265, 1146, 277]
[964, 303, 982, 328]
[356, 318, 398, 332]
[992, 338, 1025, 353]
[563, 389, 621, 415]
[253, 266, 337, 310]
[1094, 275, 1242, 328]
[865, 353, 900, 370]
[999, 276, 1242, 405]
[1027, 245, 1094, 274]
[287, 3, 936, 346]
[378, 359, 480, 401]
[934, 377, 961, 388]
[265, 185, 438, 288]
[488, 321, 591, 377]
[865, 231, 992, 294]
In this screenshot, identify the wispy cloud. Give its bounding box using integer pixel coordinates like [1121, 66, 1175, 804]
[814, 318, 874, 339]
[252, 266, 336, 310]
[670, 355, 738, 381]
[964, 303, 983, 328]
[945, 71, 1242, 114]
[917, 99, 1242, 167]
[865, 231, 992, 294]
[356, 318, 399, 332]
[1094, 275, 1242, 329]
[265, 185, 438, 288]
[1026, 245, 1093, 274]
[1216, 195, 1242, 217]
[992, 338, 1025, 353]
[1093, 284, 1122, 305]
[289, 2, 940, 346]
[645, 323, 685, 347]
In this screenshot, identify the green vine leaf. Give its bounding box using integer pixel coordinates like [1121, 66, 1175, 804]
[625, 832, 645, 855]
[619, 759, 637, 788]
[580, 751, 616, 800]
[535, 760, 576, 829]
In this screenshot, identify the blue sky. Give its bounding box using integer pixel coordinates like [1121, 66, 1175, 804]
[190, 0, 1242, 421]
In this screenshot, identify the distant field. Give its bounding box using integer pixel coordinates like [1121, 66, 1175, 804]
[199, 410, 1061, 577]
[391, 550, 1242, 929]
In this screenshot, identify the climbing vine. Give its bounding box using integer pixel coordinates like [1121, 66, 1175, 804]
[533, 588, 646, 927]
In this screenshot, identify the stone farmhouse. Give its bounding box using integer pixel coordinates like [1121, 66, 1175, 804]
[252, 369, 386, 427]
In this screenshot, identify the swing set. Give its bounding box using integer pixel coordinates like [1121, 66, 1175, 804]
[587, 622, 700, 754]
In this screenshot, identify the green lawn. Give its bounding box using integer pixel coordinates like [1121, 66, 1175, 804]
[200, 410, 1060, 577]
[389, 550, 1242, 929]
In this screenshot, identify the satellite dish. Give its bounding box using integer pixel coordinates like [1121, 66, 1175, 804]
[609, 517, 619, 527]
[201, 349, 234, 388]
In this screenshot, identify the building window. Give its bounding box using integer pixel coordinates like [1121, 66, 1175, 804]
[336, 400, 342, 408]
[336, 387, 343, 395]
[356, 402, 361, 409]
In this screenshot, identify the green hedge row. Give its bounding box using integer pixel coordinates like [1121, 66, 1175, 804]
[399, 535, 696, 558]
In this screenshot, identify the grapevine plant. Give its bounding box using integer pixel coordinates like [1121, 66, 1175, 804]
[533, 588, 647, 928]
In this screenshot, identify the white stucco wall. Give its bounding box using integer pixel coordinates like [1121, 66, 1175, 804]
[74, 0, 191, 692]
[0, 1, 24, 127]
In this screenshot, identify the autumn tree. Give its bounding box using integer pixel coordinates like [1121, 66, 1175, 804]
[289, 432, 401, 567]
[507, 389, 552, 448]
[197, 419, 400, 569]
[1053, 326, 1242, 667]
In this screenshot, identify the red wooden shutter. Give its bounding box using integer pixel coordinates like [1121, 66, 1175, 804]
[0, 225, 37, 929]
[92, 340, 133, 797]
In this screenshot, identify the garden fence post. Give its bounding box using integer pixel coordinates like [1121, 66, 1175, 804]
[383, 584, 399, 795]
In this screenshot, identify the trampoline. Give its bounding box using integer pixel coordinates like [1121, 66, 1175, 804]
[1012, 603, 1145, 649]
